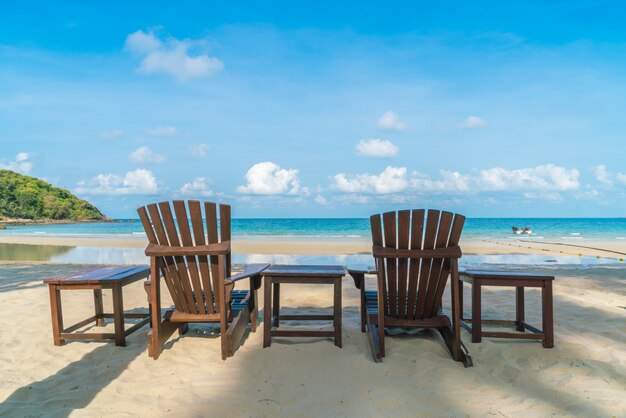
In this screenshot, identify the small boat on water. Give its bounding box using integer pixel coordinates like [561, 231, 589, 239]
[512, 226, 533, 235]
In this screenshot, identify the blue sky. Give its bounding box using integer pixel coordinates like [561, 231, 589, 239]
[1, 1, 626, 218]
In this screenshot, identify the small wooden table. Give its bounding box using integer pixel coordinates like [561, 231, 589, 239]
[459, 270, 554, 348]
[44, 265, 151, 347]
[262, 265, 346, 348]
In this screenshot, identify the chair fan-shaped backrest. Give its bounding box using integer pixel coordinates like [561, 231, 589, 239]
[137, 200, 231, 314]
[370, 209, 465, 320]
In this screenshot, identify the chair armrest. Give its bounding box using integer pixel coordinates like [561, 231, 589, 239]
[145, 241, 230, 257]
[225, 263, 270, 286]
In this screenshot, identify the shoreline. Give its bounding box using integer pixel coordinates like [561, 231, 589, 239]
[0, 235, 625, 258]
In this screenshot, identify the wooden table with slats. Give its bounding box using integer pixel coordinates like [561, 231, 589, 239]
[44, 265, 151, 347]
[262, 265, 346, 348]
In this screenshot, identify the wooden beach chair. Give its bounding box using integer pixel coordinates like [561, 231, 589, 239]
[366, 209, 473, 367]
[137, 200, 269, 360]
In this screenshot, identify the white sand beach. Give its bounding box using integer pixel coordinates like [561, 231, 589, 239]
[0, 256, 625, 417]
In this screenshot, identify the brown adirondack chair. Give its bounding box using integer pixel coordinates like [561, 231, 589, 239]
[137, 200, 269, 360]
[367, 209, 472, 367]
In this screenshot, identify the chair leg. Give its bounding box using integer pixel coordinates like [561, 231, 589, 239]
[438, 326, 473, 367]
[366, 313, 383, 363]
[178, 323, 189, 336]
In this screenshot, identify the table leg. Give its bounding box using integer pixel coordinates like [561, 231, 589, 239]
[263, 277, 272, 348]
[543, 280, 554, 348]
[94, 289, 105, 326]
[48, 285, 64, 346]
[112, 284, 126, 347]
[516, 286, 525, 332]
[334, 277, 342, 348]
[471, 281, 482, 343]
[272, 282, 280, 327]
[356, 274, 366, 332]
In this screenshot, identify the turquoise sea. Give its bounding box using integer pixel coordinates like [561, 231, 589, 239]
[1, 218, 625, 242]
[1, 218, 625, 266]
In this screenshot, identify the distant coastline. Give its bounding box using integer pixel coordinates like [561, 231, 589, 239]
[0, 217, 116, 229]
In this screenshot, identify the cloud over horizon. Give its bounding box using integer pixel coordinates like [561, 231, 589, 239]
[0, 152, 33, 174]
[237, 162, 302, 195]
[75, 169, 160, 195]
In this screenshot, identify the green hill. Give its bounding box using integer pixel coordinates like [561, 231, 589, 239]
[0, 170, 106, 221]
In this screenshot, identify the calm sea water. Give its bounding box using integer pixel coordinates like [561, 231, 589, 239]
[1, 218, 625, 242]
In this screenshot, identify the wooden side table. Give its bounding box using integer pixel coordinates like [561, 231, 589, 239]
[44, 265, 151, 347]
[262, 265, 346, 348]
[459, 270, 554, 348]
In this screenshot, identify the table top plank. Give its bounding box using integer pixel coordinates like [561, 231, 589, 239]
[44, 265, 150, 285]
[263, 264, 346, 277]
[460, 270, 555, 281]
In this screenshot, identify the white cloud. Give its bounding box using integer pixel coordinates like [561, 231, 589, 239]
[332, 164, 580, 195]
[189, 143, 209, 158]
[593, 165, 612, 185]
[460, 115, 486, 129]
[146, 126, 178, 137]
[98, 129, 124, 140]
[178, 177, 213, 197]
[594, 165, 626, 186]
[129, 146, 165, 163]
[0, 152, 33, 174]
[333, 166, 410, 194]
[315, 194, 328, 205]
[76, 169, 160, 195]
[125, 30, 224, 82]
[237, 162, 301, 195]
[355, 139, 398, 158]
[377, 111, 405, 131]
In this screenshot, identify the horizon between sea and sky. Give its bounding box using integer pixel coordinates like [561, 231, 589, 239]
[2, 1, 626, 219]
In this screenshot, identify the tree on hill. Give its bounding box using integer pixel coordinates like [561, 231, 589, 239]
[0, 169, 106, 221]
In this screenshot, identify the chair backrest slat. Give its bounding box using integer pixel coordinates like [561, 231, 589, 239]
[158, 202, 196, 313]
[146, 203, 187, 312]
[422, 211, 453, 317]
[189, 200, 215, 314]
[371, 209, 464, 321]
[173, 200, 206, 315]
[137, 201, 232, 316]
[220, 204, 232, 278]
[414, 210, 439, 319]
[430, 213, 465, 316]
[396, 210, 410, 319]
[406, 209, 424, 319]
[382, 211, 397, 317]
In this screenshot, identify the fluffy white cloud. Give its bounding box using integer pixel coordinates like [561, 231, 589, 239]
[146, 126, 178, 137]
[377, 111, 405, 131]
[237, 162, 301, 195]
[315, 194, 328, 205]
[594, 165, 626, 186]
[98, 129, 124, 140]
[189, 143, 209, 158]
[593, 165, 612, 185]
[178, 177, 213, 197]
[355, 139, 398, 158]
[75, 169, 160, 195]
[333, 166, 410, 194]
[125, 30, 224, 82]
[460, 115, 486, 129]
[0, 152, 32, 174]
[129, 146, 165, 163]
[332, 164, 580, 195]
